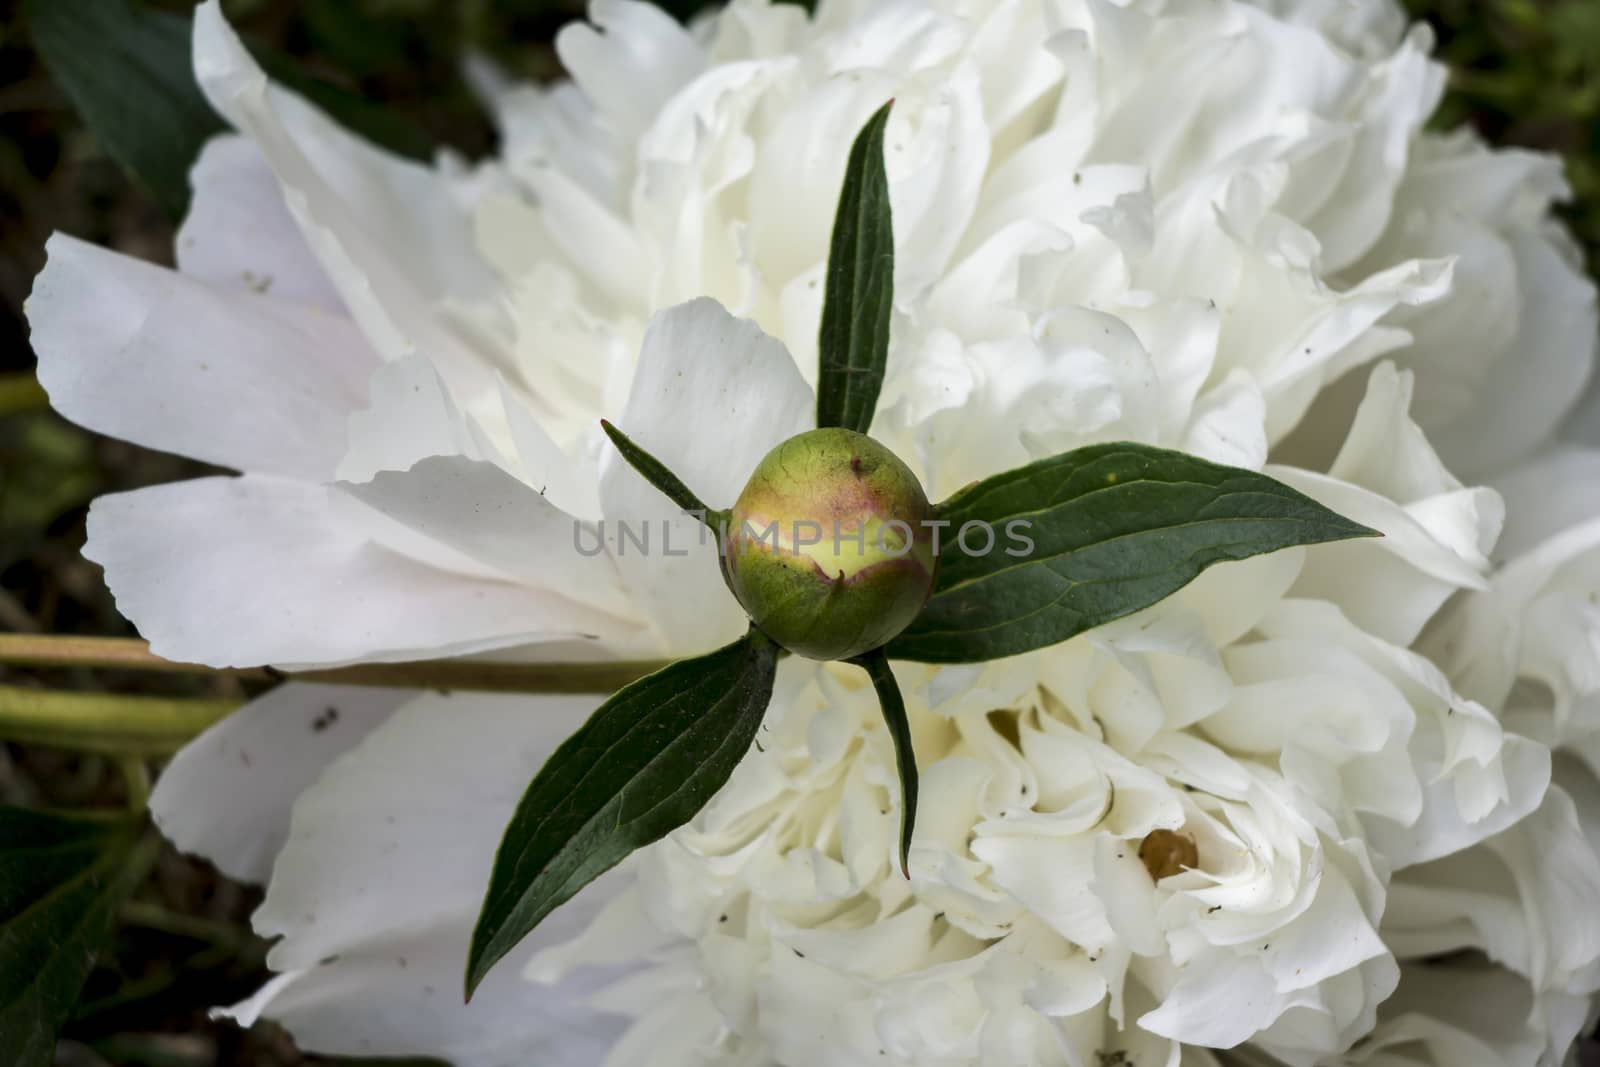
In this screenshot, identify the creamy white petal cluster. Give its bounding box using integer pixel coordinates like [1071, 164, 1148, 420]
[24, 0, 1600, 1064]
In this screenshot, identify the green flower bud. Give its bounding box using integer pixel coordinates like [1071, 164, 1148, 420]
[721, 428, 937, 660]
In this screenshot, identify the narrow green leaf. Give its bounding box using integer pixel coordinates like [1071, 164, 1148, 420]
[600, 420, 726, 533]
[0, 808, 149, 1066]
[27, 0, 225, 219]
[852, 649, 916, 879]
[815, 102, 895, 435]
[888, 443, 1379, 662]
[467, 629, 780, 997]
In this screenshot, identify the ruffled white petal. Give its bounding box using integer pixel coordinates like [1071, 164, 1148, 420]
[556, 0, 704, 148]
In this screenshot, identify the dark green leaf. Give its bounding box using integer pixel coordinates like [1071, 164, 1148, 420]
[253, 53, 434, 164]
[852, 649, 916, 879]
[601, 420, 726, 533]
[815, 102, 895, 435]
[0, 807, 148, 1066]
[28, 0, 432, 222]
[889, 443, 1379, 662]
[467, 629, 780, 997]
[27, 0, 225, 219]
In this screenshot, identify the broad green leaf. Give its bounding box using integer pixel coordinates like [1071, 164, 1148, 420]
[852, 649, 916, 879]
[888, 443, 1378, 662]
[27, 0, 225, 219]
[467, 629, 780, 997]
[0, 807, 148, 1066]
[815, 102, 894, 435]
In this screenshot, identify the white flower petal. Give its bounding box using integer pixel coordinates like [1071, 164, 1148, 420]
[493, 79, 622, 213]
[1365, 130, 1600, 481]
[1568, 366, 1600, 449]
[176, 134, 342, 311]
[1182, 370, 1268, 470]
[1347, 962, 1547, 1067]
[30, 234, 374, 480]
[599, 298, 812, 651]
[556, 0, 704, 147]
[1491, 446, 1600, 561]
[1423, 228, 1599, 480]
[232, 692, 631, 1066]
[86, 476, 620, 668]
[337, 455, 637, 623]
[335, 356, 486, 483]
[150, 684, 406, 883]
[1270, 465, 1494, 646]
[191, 1, 504, 402]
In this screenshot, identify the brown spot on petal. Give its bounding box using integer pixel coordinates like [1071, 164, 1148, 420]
[1138, 828, 1198, 882]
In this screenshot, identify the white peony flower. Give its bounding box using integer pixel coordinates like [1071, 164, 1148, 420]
[24, 0, 1600, 1064]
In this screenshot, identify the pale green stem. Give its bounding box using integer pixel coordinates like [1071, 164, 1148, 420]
[0, 633, 672, 694]
[0, 634, 272, 678]
[118, 756, 151, 813]
[0, 634, 676, 752]
[289, 658, 668, 694]
[0, 686, 238, 754]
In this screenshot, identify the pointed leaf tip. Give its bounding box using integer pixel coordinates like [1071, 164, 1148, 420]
[465, 629, 779, 998]
[854, 648, 917, 880]
[816, 102, 895, 435]
[600, 419, 721, 531]
[890, 442, 1383, 663]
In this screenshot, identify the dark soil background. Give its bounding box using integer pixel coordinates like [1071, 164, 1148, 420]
[0, 1, 1595, 1064]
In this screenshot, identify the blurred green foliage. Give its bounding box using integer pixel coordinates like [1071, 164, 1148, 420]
[1405, 0, 1600, 263]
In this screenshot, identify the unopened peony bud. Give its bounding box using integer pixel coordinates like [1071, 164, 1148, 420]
[721, 428, 937, 660]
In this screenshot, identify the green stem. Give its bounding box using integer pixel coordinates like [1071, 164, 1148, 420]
[0, 687, 238, 754]
[118, 757, 151, 813]
[0, 636, 680, 753]
[0, 633, 672, 695]
[289, 658, 668, 694]
[0, 372, 48, 416]
[0, 634, 271, 678]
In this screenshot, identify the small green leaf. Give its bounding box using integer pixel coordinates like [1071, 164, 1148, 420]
[467, 629, 780, 997]
[889, 443, 1379, 662]
[816, 102, 895, 435]
[0, 807, 149, 1066]
[27, 0, 226, 219]
[851, 649, 916, 879]
[600, 420, 726, 533]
